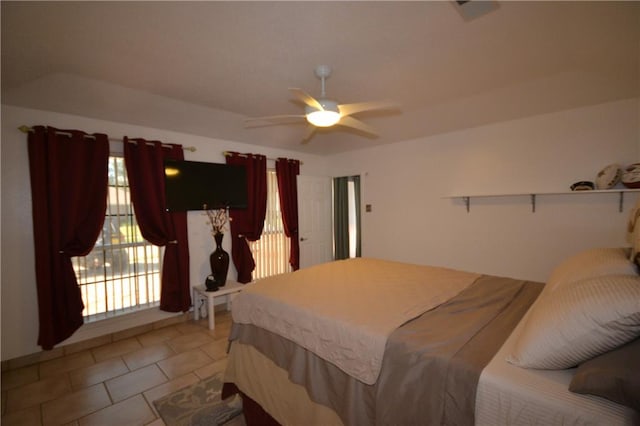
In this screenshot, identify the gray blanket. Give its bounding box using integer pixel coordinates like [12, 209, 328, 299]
[228, 275, 542, 425]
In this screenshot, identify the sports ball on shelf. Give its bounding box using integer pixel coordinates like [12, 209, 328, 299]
[621, 163, 640, 188]
[595, 163, 622, 189]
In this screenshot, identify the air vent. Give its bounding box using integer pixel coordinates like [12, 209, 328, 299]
[453, 0, 499, 21]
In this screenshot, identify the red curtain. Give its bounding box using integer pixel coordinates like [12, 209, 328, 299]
[225, 152, 267, 283]
[28, 126, 109, 349]
[275, 158, 301, 270]
[124, 138, 191, 312]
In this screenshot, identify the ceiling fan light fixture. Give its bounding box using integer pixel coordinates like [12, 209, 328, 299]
[306, 110, 340, 127]
[305, 99, 340, 127]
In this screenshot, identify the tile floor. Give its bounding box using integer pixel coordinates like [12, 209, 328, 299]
[1, 310, 233, 426]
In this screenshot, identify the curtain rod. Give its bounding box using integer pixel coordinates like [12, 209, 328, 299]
[223, 151, 303, 165]
[18, 125, 197, 152]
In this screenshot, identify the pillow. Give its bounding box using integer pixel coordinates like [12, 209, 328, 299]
[627, 198, 640, 261]
[569, 338, 640, 412]
[543, 247, 636, 296]
[507, 274, 640, 369]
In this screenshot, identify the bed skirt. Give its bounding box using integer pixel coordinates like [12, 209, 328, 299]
[223, 341, 343, 425]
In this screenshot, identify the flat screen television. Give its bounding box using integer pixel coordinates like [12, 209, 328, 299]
[164, 159, 248, 211]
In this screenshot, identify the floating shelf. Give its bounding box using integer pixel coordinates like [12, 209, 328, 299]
[443, 189, 640, 213]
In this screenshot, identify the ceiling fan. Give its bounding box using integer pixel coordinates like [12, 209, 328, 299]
[245, 65, 398, 143]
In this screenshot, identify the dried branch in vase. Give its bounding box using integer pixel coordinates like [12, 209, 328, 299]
[204, 208, 231, 236]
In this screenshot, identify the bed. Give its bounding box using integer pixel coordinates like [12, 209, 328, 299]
[222, 238, 640, 425]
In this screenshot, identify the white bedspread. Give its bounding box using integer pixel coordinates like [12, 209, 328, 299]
[231, 257, 479, 384]
[475, 309, 639, 425]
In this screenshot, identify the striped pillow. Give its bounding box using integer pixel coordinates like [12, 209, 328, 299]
[543, 247, 636, 296]
[507, 274, 640, 369]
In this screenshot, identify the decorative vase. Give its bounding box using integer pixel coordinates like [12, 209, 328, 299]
[209, 233, 229, 286]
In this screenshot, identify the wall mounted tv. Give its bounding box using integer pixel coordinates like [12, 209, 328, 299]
[164, 159, 248, 211]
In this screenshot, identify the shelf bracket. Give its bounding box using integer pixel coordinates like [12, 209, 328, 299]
[619, 191, 624, 213]
[463, 196, 470, 213]
[530, 194, 536, 213]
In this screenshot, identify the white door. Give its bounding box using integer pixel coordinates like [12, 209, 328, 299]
[297, 175, 333, 268]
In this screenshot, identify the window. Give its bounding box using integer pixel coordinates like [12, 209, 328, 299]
[72, 156, 162, 322]
[249, 169, 291, 280]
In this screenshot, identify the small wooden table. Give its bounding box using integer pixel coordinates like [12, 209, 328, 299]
[192, 281, 246, 330]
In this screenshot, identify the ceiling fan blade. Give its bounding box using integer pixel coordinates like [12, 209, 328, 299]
[244, 114, 305, 127]
[301, 125, 317, 144]
[338, 101, 399, 117]
[337, 116, 378, 137]
[289, 88, 324, 111]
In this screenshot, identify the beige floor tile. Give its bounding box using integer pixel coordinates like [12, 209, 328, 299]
[194, 358, 228, 380]
[136, 327, 181, 348]
[200, 322, 233, 341]
[91, 338, 142, 363]
[2, 311, 233, 426]
[1, 406, 42, 426]
[78, 395, 155, 426]
[200, 338, 229, 361]
[212, 320, 233, 336]
[68, 358, 129, 390]
[142, 373, 200, 415]
[105, 365, 167, 403]
[165, 331, 215, 353]
[39, 352, 95, 379]
[122, 344, 175, 371]
[6, 375, 72, 413]
[156, 349, 213, 379]
[2, 364, 39, 391]
[41, 384, 110, 426]
[213, 310, 233, 324]
[173, 322, 207, 335]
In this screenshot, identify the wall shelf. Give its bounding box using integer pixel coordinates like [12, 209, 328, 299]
[443, 189, 640, 213]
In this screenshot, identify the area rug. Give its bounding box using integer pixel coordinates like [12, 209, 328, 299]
[153, 372, 244, 426]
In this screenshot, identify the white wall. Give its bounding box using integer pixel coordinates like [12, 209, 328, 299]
[328, 99, 640, 282]
[3, 98, 639, 361]
[0, 105, 329, 361]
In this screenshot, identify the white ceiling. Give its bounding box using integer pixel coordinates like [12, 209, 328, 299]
[2, 1, 639, 155]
